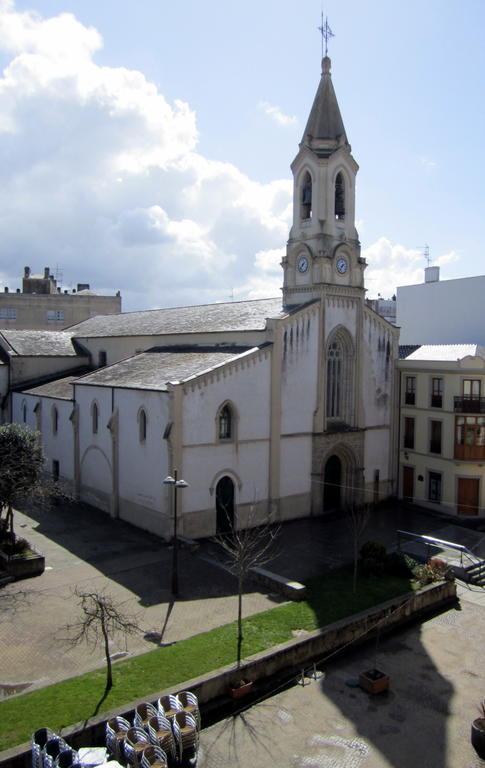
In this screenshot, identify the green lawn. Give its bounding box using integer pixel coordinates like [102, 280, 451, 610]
[0, 569, 413, 752]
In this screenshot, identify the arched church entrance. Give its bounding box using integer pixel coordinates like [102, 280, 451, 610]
[323, 454, 342, 511]
[216, 475, 235, 534]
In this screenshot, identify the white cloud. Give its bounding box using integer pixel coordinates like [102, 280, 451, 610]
[363, 237, 462, 298]
[420, 156, 437, 171]
[258, 100, 297, 126]
[0, 3, 292, 311]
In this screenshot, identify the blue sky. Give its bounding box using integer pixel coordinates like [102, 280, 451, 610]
[0, 0, 484, 311]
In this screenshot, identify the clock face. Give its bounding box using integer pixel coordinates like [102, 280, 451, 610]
[336, 257, 348, 274]
[298, 256, 309, 274]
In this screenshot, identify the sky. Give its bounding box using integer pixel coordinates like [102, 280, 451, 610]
[0, 0, 484, 312]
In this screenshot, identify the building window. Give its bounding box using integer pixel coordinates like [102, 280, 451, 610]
[334, 171, 345, 220]
[52, 406, 58, 435]
[33, 401, 41, 432]
[429, 420, 442, 454]
[139, 408, 147, 442]
[404, 417, 415, 450]
[300, 171, 312, 220]
[218, 404, 232, 440]
[47, 310, 65, 322]
[92, 402, 98, 434]
[22, 402, 27, 423]
[52, 460, 60, 481]
[405, 376, 416, 406]
[431, 377, 443, 408]
[98, 350, 107, 367]
[428, 472, 442, 503]
[0, 308, 16, 320]
[326, 327, 354, 424]
[455, 416, 485, 460]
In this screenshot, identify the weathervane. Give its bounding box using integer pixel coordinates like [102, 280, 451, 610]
[318, 12, 334, 58]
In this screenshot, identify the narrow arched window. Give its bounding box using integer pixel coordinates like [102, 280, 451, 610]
[335, 172, 345, 220]
[22, 402, 27, 423]
[301, 171, 312, 220]
[52, 406, 58, 435]
[98, 350, 107, 367]
[92, 402, 98, 434]
[219, 404, 232, 440]
[327, 341, 343, 417]
[139, 408, 147, 442]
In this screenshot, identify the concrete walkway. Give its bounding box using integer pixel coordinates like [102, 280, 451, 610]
[199, 583, 485, 768]
[0, 499, 483, 700]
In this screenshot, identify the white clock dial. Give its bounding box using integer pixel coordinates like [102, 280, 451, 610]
[297, 256, 309, 274]
[336, 257, 348, 274]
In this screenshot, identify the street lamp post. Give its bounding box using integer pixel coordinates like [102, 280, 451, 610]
[163, 469, 189, 597]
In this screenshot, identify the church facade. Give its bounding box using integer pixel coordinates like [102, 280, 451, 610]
[6, 57, 399, 539]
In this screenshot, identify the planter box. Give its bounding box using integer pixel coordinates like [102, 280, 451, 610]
[229, 681, 253, 699]
[359, 668, 390, 694]
[0, 548, 45, 580]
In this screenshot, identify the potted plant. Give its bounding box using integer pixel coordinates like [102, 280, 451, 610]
[471, 700, 485, 759]
[359, 668, 390, 695]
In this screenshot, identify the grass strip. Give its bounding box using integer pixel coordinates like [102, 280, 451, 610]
[0, 569, 413, 752]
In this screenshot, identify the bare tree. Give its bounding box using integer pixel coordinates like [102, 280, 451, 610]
[216, 515, 279, 669]
[63, 589, 141, 696]
[345, 502, 372, 593]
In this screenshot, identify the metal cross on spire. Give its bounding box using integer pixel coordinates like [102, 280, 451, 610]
[318, 13, 334, 58]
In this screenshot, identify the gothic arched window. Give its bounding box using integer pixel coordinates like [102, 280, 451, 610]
[52, 406, 58, 435]
[326, 327, 354, 424]
[219, 404, 232, 440]
[301, 171, 312, 220]
[335, 171, 345, 220]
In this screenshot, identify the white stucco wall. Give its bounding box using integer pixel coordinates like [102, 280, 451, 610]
[362, 311, 397, 427]
[280, 308, 319, 434]
[75, 384, 114, 513]
[11, 392, 75, 486]
[115, 388, 171, 536]
[397, 275, 485, 345]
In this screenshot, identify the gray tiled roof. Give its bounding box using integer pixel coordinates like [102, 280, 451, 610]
[398, 345, 421, 360]
[69, 297, 283, 338]
[21, 374, 79, 400]
[0, 330, 79, 356]
[76, 347, 260, 391]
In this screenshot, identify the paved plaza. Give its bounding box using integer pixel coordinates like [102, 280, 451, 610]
[0, 499, 484, 767]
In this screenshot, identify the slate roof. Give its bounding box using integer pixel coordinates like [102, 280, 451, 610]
[399, 345, 421, 359]
[76, 346, 260, 391]
[0, 330, 79, 356]
[21, 374, 80, 400]
[404, 344, 485, 361]
[68, 297, 283, 338]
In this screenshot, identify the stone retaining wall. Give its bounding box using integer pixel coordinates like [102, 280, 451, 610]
[0, 580, 456, 768]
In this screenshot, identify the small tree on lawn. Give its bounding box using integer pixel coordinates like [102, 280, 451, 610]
[346, 501, 373, 593]
[63, 589, 141, 696]
[0, 423, 45, 538]
[216, 514, 279, 670]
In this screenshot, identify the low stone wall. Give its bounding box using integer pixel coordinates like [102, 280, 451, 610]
[0, 549, 45, 580]
[250, 566, 306, 601]
[0, 580, 456, 768]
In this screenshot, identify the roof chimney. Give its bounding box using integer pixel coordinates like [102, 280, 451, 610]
[425, 266, 440, 283]
[44, 267, 50, 279]
[24, 266, 31, 278]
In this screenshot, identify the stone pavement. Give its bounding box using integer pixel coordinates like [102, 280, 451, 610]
[0, 499, 484, 702]
[198, 583, 485, 768]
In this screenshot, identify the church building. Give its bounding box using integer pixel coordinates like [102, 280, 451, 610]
[5, 56, 399, 539]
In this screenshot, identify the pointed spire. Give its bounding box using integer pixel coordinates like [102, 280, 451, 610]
[301, 56, 347, 151]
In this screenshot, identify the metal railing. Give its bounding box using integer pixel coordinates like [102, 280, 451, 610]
[454, 396, 485, 414]
[396, 529, 480, 571]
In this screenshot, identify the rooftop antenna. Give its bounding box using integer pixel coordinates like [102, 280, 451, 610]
[424, 243, 431, 267]
[54, 264, 63, 285]
[318, 11, 334, 58]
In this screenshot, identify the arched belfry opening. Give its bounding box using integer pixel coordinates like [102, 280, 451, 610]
[216, 475, 235, 534]
[301, 171, 312, 220]
[335, 171, 345, 220]
[323, 455, 341, 511]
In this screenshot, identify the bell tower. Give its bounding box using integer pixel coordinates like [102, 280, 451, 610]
[282, 56, 365, 308]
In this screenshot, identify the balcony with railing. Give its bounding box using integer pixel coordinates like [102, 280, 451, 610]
[454, 396, 485, 414]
